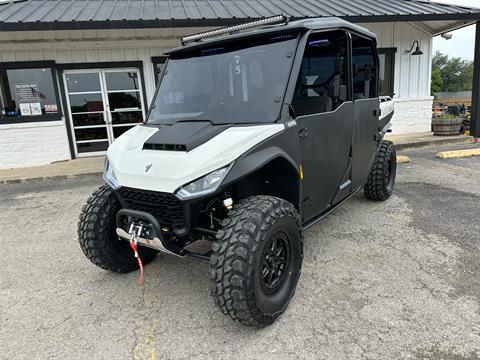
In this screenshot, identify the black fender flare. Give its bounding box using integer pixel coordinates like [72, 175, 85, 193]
[222, 146, 300, 187]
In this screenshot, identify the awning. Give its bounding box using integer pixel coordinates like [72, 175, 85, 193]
[0, 0, 479, 33]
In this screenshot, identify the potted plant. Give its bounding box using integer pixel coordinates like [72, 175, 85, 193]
[431, 113, 464, 136]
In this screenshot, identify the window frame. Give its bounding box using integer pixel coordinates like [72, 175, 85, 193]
[378, 47, 397, 97]
[290, 29, 353, 117]
[56, 61, 148, 159]
[350, 32, 380, 100]
[152, 56, 168, 86]
[0, 60, 63, 124]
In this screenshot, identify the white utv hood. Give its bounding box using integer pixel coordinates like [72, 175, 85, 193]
[107, 124, 284, 193]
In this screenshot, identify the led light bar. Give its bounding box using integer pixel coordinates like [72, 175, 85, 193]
[181, 14, 289, 45]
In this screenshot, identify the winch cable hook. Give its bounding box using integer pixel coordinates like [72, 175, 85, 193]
[129, 229, 145, 286]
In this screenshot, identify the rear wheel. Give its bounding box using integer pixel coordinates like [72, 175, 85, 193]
[78, 184, 157, 273]
[210, 196, 303, 327]
[364, 140, 397, 201]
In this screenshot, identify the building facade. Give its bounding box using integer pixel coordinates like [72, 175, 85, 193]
[0, 0, 479, 169]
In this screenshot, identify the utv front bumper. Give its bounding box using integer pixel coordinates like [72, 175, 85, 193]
[115, 209, 185, 257]
[114, 186, 196, 237]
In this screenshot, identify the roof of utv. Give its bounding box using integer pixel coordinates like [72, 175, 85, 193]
[167, 17, 375, 55]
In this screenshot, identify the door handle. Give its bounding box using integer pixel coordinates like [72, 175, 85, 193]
[299, 127, 308, 139]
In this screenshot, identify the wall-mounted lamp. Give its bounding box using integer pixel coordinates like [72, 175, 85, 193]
[407, 40, 423, 56]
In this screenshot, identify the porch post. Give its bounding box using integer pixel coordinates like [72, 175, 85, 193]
[471, 21, 480, 141]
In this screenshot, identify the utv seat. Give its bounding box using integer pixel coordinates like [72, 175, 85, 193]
[292, 93, 333, 116]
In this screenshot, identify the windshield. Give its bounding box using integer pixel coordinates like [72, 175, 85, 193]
[147, 33, 299, 125]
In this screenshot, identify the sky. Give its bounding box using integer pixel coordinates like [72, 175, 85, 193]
[432, 0, 480, 60]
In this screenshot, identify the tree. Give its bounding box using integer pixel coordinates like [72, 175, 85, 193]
[431, 68, 443, 94]
[431, 51, 473, 94]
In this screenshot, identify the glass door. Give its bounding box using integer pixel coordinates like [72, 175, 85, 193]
[103, 69, 145, 141]
[64, 68, 146, 157]
[64, 70, 110, 156]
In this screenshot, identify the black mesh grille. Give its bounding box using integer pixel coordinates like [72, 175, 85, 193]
[116, 187, 184, 226]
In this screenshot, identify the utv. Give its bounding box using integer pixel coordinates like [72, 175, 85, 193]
[78, 15, 396, 327]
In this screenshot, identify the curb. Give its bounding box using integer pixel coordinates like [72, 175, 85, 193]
[436, 148, 480, 159]
[397, 155, 411, 163]
[393, 136, 472, 150]
[0, 171, 102, 185]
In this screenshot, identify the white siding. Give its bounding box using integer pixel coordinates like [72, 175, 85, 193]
[362, 22, 433, 99]
[362, 22, 434, 133]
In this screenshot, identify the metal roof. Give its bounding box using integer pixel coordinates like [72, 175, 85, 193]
[0, 0, 479, 32]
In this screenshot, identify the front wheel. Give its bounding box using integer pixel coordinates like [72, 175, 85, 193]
[364, 140, 397, 201]
[210, 196, 303, 327]
[78, 184, 157, 273]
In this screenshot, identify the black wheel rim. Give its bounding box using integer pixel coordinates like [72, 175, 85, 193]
[261, 231, 291, 294]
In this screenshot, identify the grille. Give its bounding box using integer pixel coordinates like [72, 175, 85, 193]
[116, 187, 185, 226]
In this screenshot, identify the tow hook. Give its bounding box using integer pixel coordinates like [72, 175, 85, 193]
[128, 223, 145, 285]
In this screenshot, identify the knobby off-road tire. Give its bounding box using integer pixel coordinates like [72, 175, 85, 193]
[210, 196, 303, 327]
[364, 140, 397, 201]
[78, 184, 157, 273]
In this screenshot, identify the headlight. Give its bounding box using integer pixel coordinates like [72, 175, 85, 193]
[176, 163, 232, 200]
[103, 158, 120, 190]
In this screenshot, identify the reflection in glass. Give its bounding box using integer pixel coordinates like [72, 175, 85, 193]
[66, 73, 101, 93]
[111, 111, 143, 124]
[148, 34, 298, 125]
[108, 92, 141, 111]
[75, 127, 108, 141]
[105, 72, 140, 91]
[378, 52, 394, 96]
[77, 141, 109, 153]
[72, 113, 105, 127]
[0, 68, 58, 119]
[113, 126, 135, 138]
[69, 93, 103, 113]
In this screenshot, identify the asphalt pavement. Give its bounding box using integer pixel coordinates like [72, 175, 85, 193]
[1, 143, 480, 360]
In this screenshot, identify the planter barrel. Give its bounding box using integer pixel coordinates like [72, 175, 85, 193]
[431, 116, 463, 136]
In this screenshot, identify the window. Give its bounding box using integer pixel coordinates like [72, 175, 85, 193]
[148, 33, 298, 125]
[378, 48, 396, 97]
[0, 63, 61, 123]
[152, 56, 168, 85]
[292, 31, 348, 117]
[352, 35, 378, 99]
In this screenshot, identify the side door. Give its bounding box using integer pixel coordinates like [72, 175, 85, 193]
[350, 35, 381, 188]
[293, 31, 355, 223]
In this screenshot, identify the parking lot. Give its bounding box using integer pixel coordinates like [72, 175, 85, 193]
[1, 143, 480, 360]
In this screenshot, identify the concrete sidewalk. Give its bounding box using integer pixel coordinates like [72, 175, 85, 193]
[0, 132, 475, 184]
[385, 132, 473, 150]
[0, 157, 104, 184]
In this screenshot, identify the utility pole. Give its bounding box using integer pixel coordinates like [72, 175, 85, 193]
[470, 21, 480, 142]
